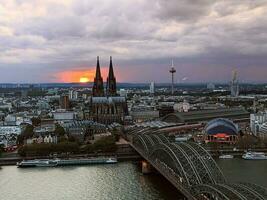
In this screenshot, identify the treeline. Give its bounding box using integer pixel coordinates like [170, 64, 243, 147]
[27, 89, 46, 97]
[0, 144, 4, 157]
[18, 142, 79, 156]
[81, 136, 117, 153]
[18, 136, 117, 157]
[237, 135, 267, 149]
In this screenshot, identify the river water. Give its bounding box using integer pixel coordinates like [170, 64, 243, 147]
[1, 159, 267, 200]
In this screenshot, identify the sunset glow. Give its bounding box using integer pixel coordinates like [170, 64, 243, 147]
[56, 68, 109, 83]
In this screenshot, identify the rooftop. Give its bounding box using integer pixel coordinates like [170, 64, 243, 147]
[162, 107, 250, 123]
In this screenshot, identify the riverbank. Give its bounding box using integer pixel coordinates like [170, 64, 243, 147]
[0, 151, 141, 166]
[3, 142, 267, 166]
[1, 140, 141, 166]
[207, 147, 267, 156]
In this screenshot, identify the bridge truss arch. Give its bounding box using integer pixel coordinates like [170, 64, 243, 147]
[130, 132, 267, 200]
[192, 183, 267, 200]
[150, 143, 192, 187]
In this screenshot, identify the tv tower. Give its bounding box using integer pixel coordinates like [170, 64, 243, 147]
[169, 60, 176, 95]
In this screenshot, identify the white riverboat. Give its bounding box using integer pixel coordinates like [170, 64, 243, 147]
[219, 155, 234, 159]
[17, 157, 118, 168]
[242, 152, 267, 160]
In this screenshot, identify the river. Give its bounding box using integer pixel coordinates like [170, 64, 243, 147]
[1, 159, 267, 200]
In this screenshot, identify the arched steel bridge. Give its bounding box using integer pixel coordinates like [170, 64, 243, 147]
[129, 131, 267, 200]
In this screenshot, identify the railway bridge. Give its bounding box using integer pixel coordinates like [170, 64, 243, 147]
[128, 129, 267, 200]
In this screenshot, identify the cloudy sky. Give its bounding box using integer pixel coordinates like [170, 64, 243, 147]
[0, 0, 267, 83]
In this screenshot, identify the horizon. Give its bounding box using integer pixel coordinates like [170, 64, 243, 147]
[0, 81, 266, 85]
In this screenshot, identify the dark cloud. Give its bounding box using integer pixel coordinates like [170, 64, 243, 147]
[0, 0, 267, 83]
[15, 16, 87, 40]
[155, 0, 214, 22]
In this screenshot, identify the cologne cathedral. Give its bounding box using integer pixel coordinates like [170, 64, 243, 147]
[87, 56, 128, 125]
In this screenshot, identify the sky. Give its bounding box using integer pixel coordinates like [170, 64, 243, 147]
[0, 0, 267, 83]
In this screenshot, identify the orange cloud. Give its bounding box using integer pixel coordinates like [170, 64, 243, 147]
[56, 68, 108, 83]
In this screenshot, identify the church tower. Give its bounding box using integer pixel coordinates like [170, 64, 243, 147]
[92, 56, 104, 96]
[106, 56, 117, 96]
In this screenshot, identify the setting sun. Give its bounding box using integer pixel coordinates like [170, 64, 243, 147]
[79, 76, 89, 83]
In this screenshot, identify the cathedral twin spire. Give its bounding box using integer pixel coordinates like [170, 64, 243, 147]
[92, 56, 117, 97]
[106, 56, 117, 96]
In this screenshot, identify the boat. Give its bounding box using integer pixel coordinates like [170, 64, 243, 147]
[35, 160, 58, 167]
[219, 155, 234, 159]
[57, 157, 117, 166]
[16, 160, 40, 168]
[17, 157, 118, 168]
[175, 134, 192, 142]
[242, 152, 267, 160]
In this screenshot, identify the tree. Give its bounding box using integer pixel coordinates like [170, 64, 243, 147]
[17, 124, 34, 145]
[55, 123, 66, 136]
[18, 142, 80, 156]
[237, 134, 259, 149]
[92, 136, 117, 152]
[27, 89, 46, 97]
[31, 117, 41, 127]
[0, 144, 4, 157]
[81, 135, 117, 154]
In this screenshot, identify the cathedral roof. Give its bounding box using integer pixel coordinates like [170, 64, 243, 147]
[109, 96, 126, 103]
[91, 96, 126, 104]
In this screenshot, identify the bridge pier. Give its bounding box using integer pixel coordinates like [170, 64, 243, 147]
[141, 160, 153, 174]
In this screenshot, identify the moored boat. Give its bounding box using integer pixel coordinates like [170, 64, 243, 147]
[35, 160, 59, 167]
[242, 152, 267, 160]
[219, 155, 234, 159]
[17, 157, 118, 168]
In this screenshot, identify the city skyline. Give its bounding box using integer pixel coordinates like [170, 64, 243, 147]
[0, 0, 267, 83]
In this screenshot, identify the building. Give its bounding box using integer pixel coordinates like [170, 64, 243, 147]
[250, 112, 267, 137]
[150, 82, 155, 94]
[0, 126, 21, 148]
[37, 100, 50, 110]
[63, 120, 107, 142]
[4, 114, 16, 126]
[162, 107, 250, 124]
[52, 111, 75, 122]
[130, 105, 159, 122]
[0, 126, 21, 135]
[174, 101, 190, 112]
[207, 83, 215, 90]
[159, 102, 175, 117]
[88, 57, 128, 125]
[26, 135, 57, 144]
[230, 70, 239, 97]
[34, 123, 56, 135]
[59, 95, 70, 109]
[0, 101, 12, 111]
[69, 90, 78, 100]
[204, 118, 239, 144]
[43, 135, 56, 143]
[119, 89, 127, 97]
